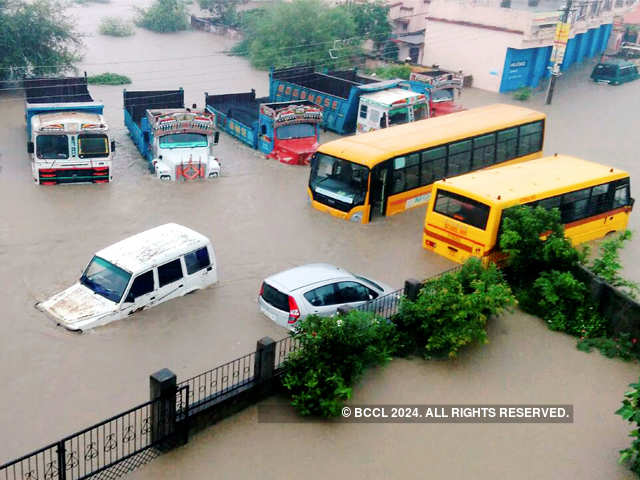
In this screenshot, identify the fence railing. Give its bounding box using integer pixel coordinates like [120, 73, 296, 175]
[1, 386, 189, 480]
[274, 336, 301, 371]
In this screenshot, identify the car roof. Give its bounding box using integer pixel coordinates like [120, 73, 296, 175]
[96, 223, 210, 273]
[265, 263, 354, 292]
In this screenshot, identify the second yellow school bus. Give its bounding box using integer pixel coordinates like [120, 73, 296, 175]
[423, 155, 634, 264]
[308, 103, 546, 224]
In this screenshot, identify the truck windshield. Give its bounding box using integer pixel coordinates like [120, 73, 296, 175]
[159, 133, 208, 149]
[276, 123, 316, 140]
[36, 135, 68, 159]
[309, 153, 368, 206]
[80, 256, 132, 304]
[431, 89, 454, 103]
[433, 190, 491, 230]
[78, 134, 109, 158]
[388, 107, 410, 126]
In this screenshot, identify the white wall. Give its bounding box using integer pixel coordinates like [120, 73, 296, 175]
[423, 20, 520, 91]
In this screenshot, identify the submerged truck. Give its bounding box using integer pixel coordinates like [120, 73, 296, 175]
[269, 66, 418, 135]
[407, 70, 465, 117]
[124, 88, 220, 181]
[25, 76, 115, 185]
[205, 90, 323, 165]
[355, 87, 429, 134]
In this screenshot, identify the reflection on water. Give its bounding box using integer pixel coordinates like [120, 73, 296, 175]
[0, 2, 639, 478]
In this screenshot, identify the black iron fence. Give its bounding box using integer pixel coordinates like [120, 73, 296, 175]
[274, 336, 301, 371]
[1, 387, 189, 480]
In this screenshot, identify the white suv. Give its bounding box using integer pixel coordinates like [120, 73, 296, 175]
[258, 263, 395, 330]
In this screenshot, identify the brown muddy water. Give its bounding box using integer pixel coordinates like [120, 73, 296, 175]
[0, 1, 639, 478]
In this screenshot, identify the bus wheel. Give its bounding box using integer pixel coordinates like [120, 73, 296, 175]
[605, 230, 617, 238]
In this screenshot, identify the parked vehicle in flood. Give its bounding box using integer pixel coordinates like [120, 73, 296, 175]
[205, 90, 323, 165]
[37, 223, 218, 332]
[124, 88, 221, 181]
[258, 263, 394, 330]
[356, 87, 428, 134]
[25, 75, 115, 185]
[591, 59, 640, 85]
[407, 70, 466, 117]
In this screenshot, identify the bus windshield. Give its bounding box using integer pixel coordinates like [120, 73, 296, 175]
[159, 133, 208, 149]
[80, 256, 131, 303]
[433, 190, 490, 230]
[310, 153, 368, 206]
[276, 123, 315, 140]
[36, 135, 68, 159]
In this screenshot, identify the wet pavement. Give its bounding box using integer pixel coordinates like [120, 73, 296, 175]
[0, 2, 639, 478]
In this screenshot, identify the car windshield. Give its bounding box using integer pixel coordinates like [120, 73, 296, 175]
[78, 134, 109, 158]
[80, 256, 132, 303]
[36, 135, 68, 159]
[159, 133, 208, 149]
[276, 123, 315, 140]
[309, 153, 368, 206]
[431, 89, 454, 103]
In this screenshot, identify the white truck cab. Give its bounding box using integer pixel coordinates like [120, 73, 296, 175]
[37, 223, 218, 332]
[356, 88, 429, 134]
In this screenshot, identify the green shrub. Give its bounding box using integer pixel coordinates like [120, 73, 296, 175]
[135, 0, 189, 33]
[394, 258, 515, 359]
[282, 310, 397, 417]
[369, 64, 412, 80]
[590, 230, 639, 299]
[616, 377, 640, 476]
[87, 73, 131, 85]
[577, 333, 639, 361]
[99, 17, 134, 37]
[513, 86, 532, 101]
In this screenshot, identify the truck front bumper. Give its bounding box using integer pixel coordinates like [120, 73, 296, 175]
[38, 166, 110, 185]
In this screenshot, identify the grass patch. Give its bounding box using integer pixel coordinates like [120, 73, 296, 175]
[513, 86, 532, 101]
[87, 73, 132, 85]
[99, 17, 135, 37]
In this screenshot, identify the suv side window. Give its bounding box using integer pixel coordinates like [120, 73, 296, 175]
[304, 284, 340, 307]
[184, 247, 211, 275]
[128, 270, 154, 299]
[158, 259, 183, 287]
[337, 281, 373, 303]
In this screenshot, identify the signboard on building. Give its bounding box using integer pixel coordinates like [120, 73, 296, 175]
[550, 22, 571, 65]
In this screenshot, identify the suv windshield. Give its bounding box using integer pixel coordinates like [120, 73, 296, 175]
[159, 133, 208, 149]
[433, 189, 491, 230]
[80, 256, 132, 303]
[36, 135, 68, 159]
[309, 153, 368, 207]
[276, 123, 315, 140]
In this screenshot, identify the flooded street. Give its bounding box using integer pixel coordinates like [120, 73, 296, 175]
[1, 1, 639, 477]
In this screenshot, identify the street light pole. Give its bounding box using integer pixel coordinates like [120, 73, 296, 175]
[545, 0, 573, 105]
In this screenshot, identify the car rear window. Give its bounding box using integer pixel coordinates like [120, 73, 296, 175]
[261, 282, 289, 312]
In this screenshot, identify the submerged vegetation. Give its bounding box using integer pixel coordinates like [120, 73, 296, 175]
[99, 17, 134, 37]
[135, 0, 189, 33]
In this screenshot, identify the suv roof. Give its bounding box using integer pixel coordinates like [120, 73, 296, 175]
[265, 263, 353, 292]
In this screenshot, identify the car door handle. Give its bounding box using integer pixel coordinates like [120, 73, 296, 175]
[206, 266, 213, 271]
[150, 297, 155, 300]
[178, 284, 183, 288]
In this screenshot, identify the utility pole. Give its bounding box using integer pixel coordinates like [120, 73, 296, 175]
[545, 0, 573, 105]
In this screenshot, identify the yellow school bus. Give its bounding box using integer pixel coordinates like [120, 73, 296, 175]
[308, 104, 546, 224]
[422, 155, 634, 264]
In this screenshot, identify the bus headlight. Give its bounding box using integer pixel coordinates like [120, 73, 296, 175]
[350, 212, 362, 223]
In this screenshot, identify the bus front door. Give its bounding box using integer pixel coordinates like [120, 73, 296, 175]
[369, 165, 388, 220]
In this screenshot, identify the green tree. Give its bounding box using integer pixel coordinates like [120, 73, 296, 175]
[0, 0, 81, 81]
[198, 0, 246, 27]
[338, 1, 391, 50]
[136, 0, 189, 33]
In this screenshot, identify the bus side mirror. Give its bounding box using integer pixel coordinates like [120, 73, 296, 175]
[27, 142, 34, 154]
[214, 131, 220, 145]
[110, 141, 116, 153]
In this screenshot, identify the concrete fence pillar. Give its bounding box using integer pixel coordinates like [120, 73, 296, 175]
[404, 279, 423, 302]
[254, 337, 276, 387]
[149, 368, 178, 449]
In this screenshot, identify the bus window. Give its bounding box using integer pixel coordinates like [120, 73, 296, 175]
[447, 140, 472, 176]
[560, 187, 591, 222]
[613, 181, 630, 208]
[421, 147, 447, 185]
[433, 190, 490, 230]
[472, 134, 496, 170]
[496, 128, 518, 162]
[518, 122, 543, 156]
[589, 183, 611, 215]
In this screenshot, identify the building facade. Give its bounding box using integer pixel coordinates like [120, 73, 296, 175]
[422, 0, 637, 92]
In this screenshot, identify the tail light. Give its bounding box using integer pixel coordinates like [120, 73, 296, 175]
[425, 240, 436, 248]
[288, 295, 300, 324]
[259, 282, 264, 297]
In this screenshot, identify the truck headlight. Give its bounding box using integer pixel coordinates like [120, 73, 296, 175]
[349, 212, 363, 223]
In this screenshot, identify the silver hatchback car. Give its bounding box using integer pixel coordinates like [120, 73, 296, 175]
[258, 263, 395, 330]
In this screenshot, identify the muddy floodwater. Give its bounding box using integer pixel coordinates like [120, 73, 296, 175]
[1, 1, 639, 478]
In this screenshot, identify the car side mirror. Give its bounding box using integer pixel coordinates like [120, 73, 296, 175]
[27, 142, 34, 154]
[368, 294, 374, 300]
[214, 131, 220, 145]
[111, 140, 116, 153]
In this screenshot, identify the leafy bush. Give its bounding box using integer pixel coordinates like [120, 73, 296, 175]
[394, 258, 515, 359]
[99, 17, 134, 37]
[87, 73, 131, 85]
[590, 230, 639, 299]
[513, 86, 532, 101]
[282, 310, 398, 417]
[577, 333, 639, 361]
[616, 377, 640, 476]
[368, 64, 412, 80]
[135, 0, 189, 33]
